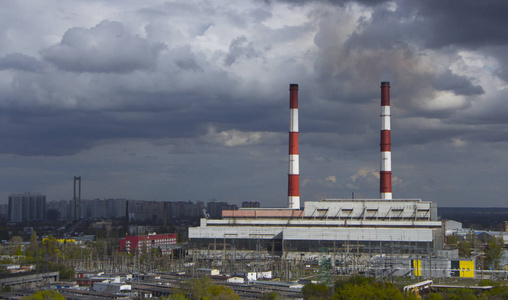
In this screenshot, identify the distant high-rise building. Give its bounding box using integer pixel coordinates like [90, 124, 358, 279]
[8, 193, 46, 222]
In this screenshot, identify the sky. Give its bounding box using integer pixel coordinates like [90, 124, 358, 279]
[0, 0, 507, 207]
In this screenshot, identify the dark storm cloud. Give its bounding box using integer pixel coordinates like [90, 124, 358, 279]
[42, 21, 166, 73]
[392, 120, 462, 148]
[309, 0, 499, 135]
[275, 0, 389, 6]
[168, 46, 206, 73]
[175, 58, 204, 72]
[224, 36, 262, 66]
[338, 0, 508, 51]
[433, 70, 484, 96]
[246, 7, 273, 23]
[0, 60, 283, 157]
[487, 45, 508, 82]
[450, 89, 508, 127]
[344, 0, 508, 83]
[313, 17, 436, 113]
[405, 1, 508, 49]
[1, 1, 493, 157]
[0, 53, 42, 72]
[0, 107, 206, 156]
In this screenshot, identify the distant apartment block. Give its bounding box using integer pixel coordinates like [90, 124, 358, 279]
[119, 233, 177, 255]
[242, 201, 260, 208]
[165, 201, 205, 219]
[45, 198, 245, 223]
[47, 198, 128, 221]
[207, 202, 238, 219]
[0, 204, 8, 218]
[47, 199, 206, 222]
[8, 193, 46, 222]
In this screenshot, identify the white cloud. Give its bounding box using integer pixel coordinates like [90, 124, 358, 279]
[203, 127, 268, 147]
[420, 91, 468, 111]
[324, 175, 336, 183]
[350, 168, 378, 182]
[451, 138, 466, 148]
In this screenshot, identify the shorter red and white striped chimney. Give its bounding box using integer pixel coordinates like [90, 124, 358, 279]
[288, 84, 300, 209]
[380, 82, 392, 200]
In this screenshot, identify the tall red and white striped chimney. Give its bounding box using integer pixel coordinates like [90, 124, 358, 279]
[288, 84, 300, 209]
[380, 82, 392, 200]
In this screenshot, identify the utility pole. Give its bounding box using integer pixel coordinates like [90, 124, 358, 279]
[213, 238, 216, 268]
[223, 236, 226, 270]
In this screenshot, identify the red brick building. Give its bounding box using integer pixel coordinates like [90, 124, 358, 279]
[119, 233, 177, 255]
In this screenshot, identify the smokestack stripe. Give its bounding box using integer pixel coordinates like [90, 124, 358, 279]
[288, 84, 300, 209]
[380, 82, 392, 200]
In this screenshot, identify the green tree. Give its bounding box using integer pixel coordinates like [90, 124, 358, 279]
[334, 276, 374, 291]
[457, 231, 477, 258]
[445, 234, 459, 245]
[185, 277, 240, 300]
[302, 283, 332, 300]
[0, 285, 12, 293]
[484, 236, 503, 269]
[13, 247, 22, 256]
[9, 236, 23, 246]
[9, 236, 23, 256]
[164, 294, 188, 300]
[427, 293, 443, 300]
[61, 243, 85, 260]
[28, 231, 38, 255]
[53, 263, 75, 280]
[333, 277, 404, 300]
[457, 240, 471, 258]
[484, 283, 508, 299]
[92, 238, 107, 258]
[42, 236, 58, 259]
[208, 284, 240, 300]
[186, 276, 214, 300]
[426, 293, 443, 300]
[445, 288, 476, 300]
[261, 292, 281, 300]
[25, 231, 39, 263]
[22, 290, 65, 300]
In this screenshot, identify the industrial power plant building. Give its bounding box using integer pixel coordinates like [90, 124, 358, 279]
[190, 198, 443, 254]
[189, 83, 444, 255]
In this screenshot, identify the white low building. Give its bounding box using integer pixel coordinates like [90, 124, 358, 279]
[227, 277, 245, 283]
[93, 281, 131, 294]
[257, 271, 272, 280]
[197, 268, 220, 276]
